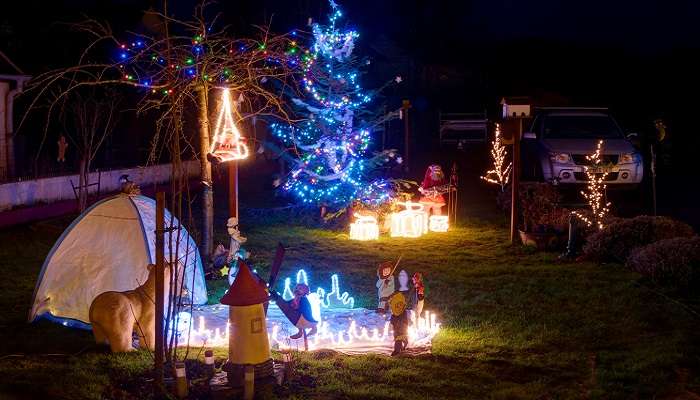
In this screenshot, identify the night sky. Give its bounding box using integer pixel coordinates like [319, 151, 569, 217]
[3, 0, 700, 216]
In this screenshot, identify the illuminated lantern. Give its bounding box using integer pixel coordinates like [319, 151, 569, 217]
[349, 213, 379, 241]
[390, 201, 428, 238]
[429, 215, 449, 232]
[209, 89, 249, 163]
[220, 261, 273, 384]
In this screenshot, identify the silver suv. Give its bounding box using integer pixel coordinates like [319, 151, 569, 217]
[524, 108, 643, 185]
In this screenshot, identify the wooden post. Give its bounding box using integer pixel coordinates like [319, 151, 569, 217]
[401, 100, 412, 173]
[510, 119, 522, 245]
[154, 192, 165, 394]
[228, 162, 239, 219]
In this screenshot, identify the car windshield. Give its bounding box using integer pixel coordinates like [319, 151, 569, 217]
[542, 115, 623, 139]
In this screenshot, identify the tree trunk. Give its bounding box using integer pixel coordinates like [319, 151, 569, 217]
[196, 85, 214, 261]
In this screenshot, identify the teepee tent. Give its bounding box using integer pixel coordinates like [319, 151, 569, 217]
[29, 194, 207, 328]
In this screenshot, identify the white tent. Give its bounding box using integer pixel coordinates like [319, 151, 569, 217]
[29, 194, 207, 328]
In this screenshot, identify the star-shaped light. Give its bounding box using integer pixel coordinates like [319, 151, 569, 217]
[395, 76, 403, 83]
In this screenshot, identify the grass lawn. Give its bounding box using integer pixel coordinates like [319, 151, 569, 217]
[1, 213, 699, 399]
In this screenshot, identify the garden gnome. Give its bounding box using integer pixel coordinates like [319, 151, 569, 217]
[376, 261, 396, 313]
[412, 272, 425, 318]
[220, 261, 273, 385]
[418, 164, 446, 216]
[226, 217, 249, 285]
[270, 283, 318, 339]
[388, 292, 409, 356]
[397, 270, 410, 296]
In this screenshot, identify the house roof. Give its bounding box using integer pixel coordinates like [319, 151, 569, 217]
[220, 261, 269, 306]
[501, 96, 531, 105]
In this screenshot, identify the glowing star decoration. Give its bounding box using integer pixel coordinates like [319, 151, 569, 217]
[209, 89, 249, 162]
[349, 213, 379, 241]
[390, 201, 429, 238]
[281, 269, 355, 310]
[429, 215, 449, 232]
[572, 139, 612, 230]
[481, 123, 512, 192]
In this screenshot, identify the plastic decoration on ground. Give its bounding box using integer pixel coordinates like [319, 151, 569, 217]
[349, 213, 379, 241]
[208, 88, 249, 163]
[170, 268, 440, 355]
[390, 201, 429, 238]
[429, 215, 449, 232]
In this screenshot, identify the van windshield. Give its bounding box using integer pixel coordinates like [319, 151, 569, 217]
[542, 115, 623, 139]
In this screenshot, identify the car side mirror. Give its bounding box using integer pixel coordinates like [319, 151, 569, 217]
[523, 132, 536, 139]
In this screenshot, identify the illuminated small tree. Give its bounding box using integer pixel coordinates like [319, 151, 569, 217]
[572, 140, 611, 230]
[481, 123, 512, 192]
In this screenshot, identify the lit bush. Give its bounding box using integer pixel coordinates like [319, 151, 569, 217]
[582, 216, 695, 263]
[626, 236, 700, 289]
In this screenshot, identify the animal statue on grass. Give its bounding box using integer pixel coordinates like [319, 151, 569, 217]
[89, 263, 181, 352]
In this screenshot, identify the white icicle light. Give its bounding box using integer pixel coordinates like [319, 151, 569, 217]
[429, 215, 449, 232]
[390, 201, 429, 238]
[349, 213, 379, 241]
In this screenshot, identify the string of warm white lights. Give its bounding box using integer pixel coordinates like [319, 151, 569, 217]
[209, 89, 249, 161]
[572, 140, 611, 230]
[481, 123, 512, 191]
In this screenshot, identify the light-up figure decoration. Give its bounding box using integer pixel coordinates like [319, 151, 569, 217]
[209, 89, 249, 163]
[349, 213, 379, 241]
[390, 201, 428, 238]
[172, 268, 440, 353]
[281, 269, 354, 310]
[429, 215, 449, 232]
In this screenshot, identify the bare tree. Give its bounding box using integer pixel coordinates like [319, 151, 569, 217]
[59, 88, 120, 211]
[19, 1, 299, 261]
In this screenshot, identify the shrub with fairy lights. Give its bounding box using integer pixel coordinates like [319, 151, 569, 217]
[272, 0, 400, 207]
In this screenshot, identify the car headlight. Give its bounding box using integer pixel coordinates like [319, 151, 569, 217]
[619, 153, 640, 164]
[550, 153, 571, 164]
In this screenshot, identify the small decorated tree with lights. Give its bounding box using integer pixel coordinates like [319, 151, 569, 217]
[572, 140, 611, 230]
[481, 123, 512, 192]
[272, 0, 399, 208]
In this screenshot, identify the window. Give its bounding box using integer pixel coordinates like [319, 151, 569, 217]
[542, 115, 623, 140]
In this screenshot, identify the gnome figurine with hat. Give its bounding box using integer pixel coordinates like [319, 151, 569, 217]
[376, 261, 396, 313]
[418, 164, 446, 216]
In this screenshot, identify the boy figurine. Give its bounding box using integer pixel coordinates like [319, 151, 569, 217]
[376, 261, 396, 313]
[388, 292, 409, 356]
[412, 272, 425, 319]
[270, 283, 318, 339]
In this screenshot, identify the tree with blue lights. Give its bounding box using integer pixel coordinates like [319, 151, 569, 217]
[272, 1, 397, 207]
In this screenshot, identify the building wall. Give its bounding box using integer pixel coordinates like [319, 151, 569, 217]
[0, 161, 200, 211]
